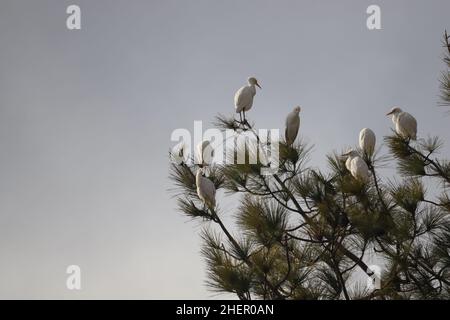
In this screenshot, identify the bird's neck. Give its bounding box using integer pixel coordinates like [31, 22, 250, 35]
[392, 113, 400, 123]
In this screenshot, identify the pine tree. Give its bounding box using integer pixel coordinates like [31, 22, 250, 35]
[440, 30, 450, 108]
[169, 33, 450, 300]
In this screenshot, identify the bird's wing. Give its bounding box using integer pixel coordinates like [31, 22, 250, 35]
[399, 113, 417, 139]
[359, 129, 367, 148]
[196, 142, 203, 163]
[349, 158, 357, 176]
[204, 178, 216, 205]
[196, 185, 205, 203]
[285, 113, 300, 144]
[368, 130, 376, 147]
[345, 157, 352, 171]
[234, 86, 252, 112]
[353, 157, 369, 180]
[359, 129, 376, 152]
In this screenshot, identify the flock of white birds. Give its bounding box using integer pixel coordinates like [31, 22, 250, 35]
[195, 77, 418, 209]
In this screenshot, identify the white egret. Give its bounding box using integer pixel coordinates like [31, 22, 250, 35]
[196, 168, 216, 209]
[285, 106, 301, 146]
[359, 128, 376, 156]
[342, 149, 369, 182]
[345, 155, 352, 173]
[234, 77, 261, 123]
[196, 140, 214, 166]
[171, 141, 186, 165]
[386, 107, 417, 140]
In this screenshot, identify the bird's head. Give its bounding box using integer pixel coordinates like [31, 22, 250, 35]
[386, 107, 402, 116]
[248, 77, 261, 89]
[294, 106, 301, 113]
[196, 168, 205, 178]
[342, 149, 358, 158]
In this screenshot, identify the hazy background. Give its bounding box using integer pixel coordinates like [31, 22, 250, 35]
[0, 0, 449, 299]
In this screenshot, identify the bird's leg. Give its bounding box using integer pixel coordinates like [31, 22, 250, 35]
[239, 112, 243, 123]
[243, 110, 248, 125]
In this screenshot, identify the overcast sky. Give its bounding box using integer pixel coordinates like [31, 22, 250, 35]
[0, 0, 449, 299]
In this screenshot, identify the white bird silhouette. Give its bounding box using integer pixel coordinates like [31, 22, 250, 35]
[234, 77, 261, 123]
[343, 150, 356, 173]
[285, 106, 301, 146]
[171, 141, 186, 165]
[342, 149, 369, 182]
[359, 128, 376, 156]
[386, 107, 417, 140]
[196, 140, 214, 166]
[196, 168, 216, 209]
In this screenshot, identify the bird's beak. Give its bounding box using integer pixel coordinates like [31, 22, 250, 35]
[256, 82, 261, 89]
[341, 152, 349, 157]
[386, 111, 393, 116]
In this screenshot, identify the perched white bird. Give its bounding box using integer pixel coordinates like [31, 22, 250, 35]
[234, 77, 261, 123]
[342, 149, 370, 182]
[196, 140, 214, 166]
[196, 168, 216, 209]
[171, 142, 186, 165]
[359, 128, 376, 156]
[343, 151, 358, 172]
[345, 155, 352, 173]
[285, 106, 301, 146]
[386, 107, 417, 140]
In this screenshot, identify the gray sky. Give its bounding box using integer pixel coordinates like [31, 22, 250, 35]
[0, 0, 449, 299]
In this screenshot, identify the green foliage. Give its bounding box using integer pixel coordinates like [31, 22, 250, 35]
[237, 197, 287, 248]
[201, 229, 253, 298]
[390, 179, 424, 213]
[177, 198, 212, 220]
